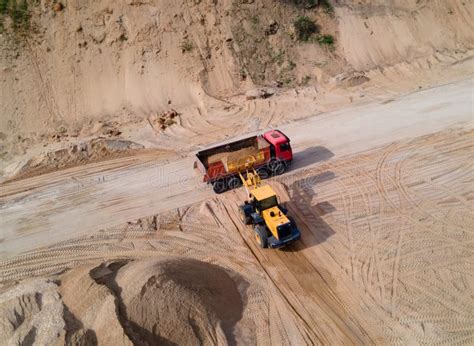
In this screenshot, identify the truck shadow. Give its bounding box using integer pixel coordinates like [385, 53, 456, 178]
[279, 172, 337, 252]
[289, 146, 334, 171]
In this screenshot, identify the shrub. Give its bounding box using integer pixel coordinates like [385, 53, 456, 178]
[250, 15, 259, 25]
[317, 34, 334, 46]
[294, 16, 318, 41]
[0, 0, 8, 14]
[291, 0, 333, 12]
[180, 39, 193, 53]
[0, 0, 31, 33]
[320, 0, 334, 15]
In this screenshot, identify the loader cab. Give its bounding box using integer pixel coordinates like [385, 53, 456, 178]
[249, 185, 279, 212]
[263, 130, 293, 162]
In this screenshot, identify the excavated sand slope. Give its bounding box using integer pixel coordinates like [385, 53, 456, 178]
[0, 127, 472, 344]
[1, 0, 472, 137]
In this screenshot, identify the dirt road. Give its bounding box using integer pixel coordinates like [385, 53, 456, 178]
[1, 79, 472, 258]
[1, 126, 471, 344]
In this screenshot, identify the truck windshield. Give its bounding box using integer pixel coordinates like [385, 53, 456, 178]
[259, 196, 278, 210]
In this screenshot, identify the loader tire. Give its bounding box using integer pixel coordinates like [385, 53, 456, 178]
[254, 225, 268, 248]
[239, 204, 253, 225]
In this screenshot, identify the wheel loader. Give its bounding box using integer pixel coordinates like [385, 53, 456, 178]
[238, 170, 301, 249]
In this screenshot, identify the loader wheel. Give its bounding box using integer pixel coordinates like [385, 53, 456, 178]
[239, 204, 253, 225]
[227, 176, 242, 190]
[254, 225, 268, 248]
[212, 179, 227, 194]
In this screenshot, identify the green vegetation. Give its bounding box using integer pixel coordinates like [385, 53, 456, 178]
[291, 0, 333, 13]
[0, 0, 31, 33]
[271, 49, 286, 66]
[291, 0, 316, 8]
[294, 16, 318, 41]
[180, 39, 194, 53]
[316, 34, 334, 46]
[250, 15, 259, 25]
[320, 0, 334, 15]
[277, 59, 297, 86]
[301, 75, 311, 85]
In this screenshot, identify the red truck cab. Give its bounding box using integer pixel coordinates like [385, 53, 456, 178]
[263, 130, 293, 163]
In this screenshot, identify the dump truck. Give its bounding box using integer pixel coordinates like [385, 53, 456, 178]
[194, 129, 293, 193]
[239, 169, 301, 248]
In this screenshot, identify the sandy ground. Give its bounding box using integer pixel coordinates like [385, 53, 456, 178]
[1, 1, 473, 343]
[0, 78, 472, 258]
[2, 49, 473, 182]
[2, 0, 473, 183]
[0, 125, 472, 344]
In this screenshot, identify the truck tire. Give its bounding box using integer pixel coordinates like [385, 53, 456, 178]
[254, 225, 268, 248]
[227, 176, 242, 190]
[256, 167, 270, 180]
[212, 179, 227, 194]
[239, 204, 253, 225]
[269, 159, 286, 176]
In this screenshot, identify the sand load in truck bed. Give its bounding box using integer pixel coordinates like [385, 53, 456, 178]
[207, 137, 269, 173]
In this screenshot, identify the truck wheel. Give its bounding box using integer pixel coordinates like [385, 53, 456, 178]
[227, 176, 242, 190]
[212, 179, 227, 194]
[239, 204, 253, 225]
[254, 225, 268, 248]
[256, 167, 270, 180]
[269, 160, 286, 176]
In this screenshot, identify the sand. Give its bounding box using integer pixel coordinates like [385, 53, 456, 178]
[0, 1, 473, 344]
[1, 0, 473, 181]
[0, 126, 472, 344]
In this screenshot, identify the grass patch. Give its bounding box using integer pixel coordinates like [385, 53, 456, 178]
[301, 75, 311, 85]
[317, 34, 334, 46]
[250, 15, 259, 25]
[294, 16, 318, 41]
[291, 0, 334, 13]
[0, 0, 31, 34]
[180, 39, 193, 53]
[320, 0, 335, 15]
[271, 49, 285, 66]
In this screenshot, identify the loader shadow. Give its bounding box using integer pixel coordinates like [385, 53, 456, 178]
[280, 172, 337, 252]
[289, 146, 334, 171]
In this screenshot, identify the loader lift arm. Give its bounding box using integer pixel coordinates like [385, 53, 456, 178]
[239, 169, 262, 196]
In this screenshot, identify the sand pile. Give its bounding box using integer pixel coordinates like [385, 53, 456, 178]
[0, 257, 248, 345]
[60, 265, 132, 345]
[3, 138, 145, 181]
[0, 279, 65, 345]
[105, 258, 244, 345]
